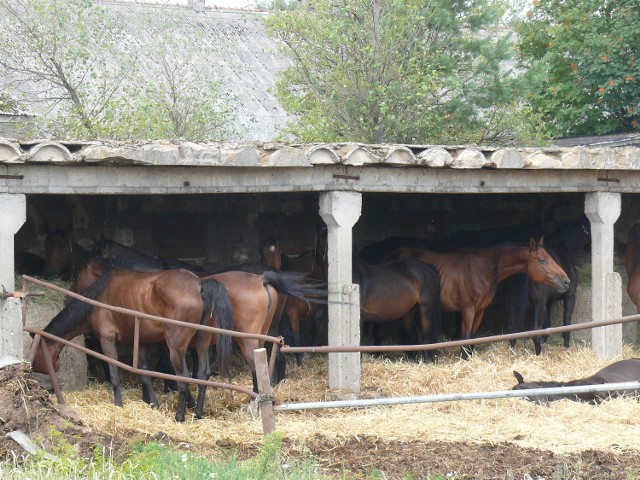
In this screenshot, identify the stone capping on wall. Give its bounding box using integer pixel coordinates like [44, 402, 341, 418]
[0, 138, 640, 170]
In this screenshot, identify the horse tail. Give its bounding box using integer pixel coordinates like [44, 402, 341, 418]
[200, 278, 233, 378]
[44, 270, 113, 338]
[261, 270, 327, 305]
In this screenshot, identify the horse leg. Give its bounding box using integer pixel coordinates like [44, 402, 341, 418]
[561, 293, 576, 349]
[168, 346, 192, 423]
[400, 314, 418, 361]
[459, 310, 475, 360]
[193, 334, 213, 420]
[155, 343, 178, 393]
[503, 274, 528, 351]
[531, 300, 547, 356]
[98, 336, 123, 407]
[137, 345, 159, 408]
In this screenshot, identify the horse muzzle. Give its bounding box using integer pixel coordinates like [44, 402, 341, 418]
[556, 277, 570, 294]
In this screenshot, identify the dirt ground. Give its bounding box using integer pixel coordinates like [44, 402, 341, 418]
[2, 360, 640, 479]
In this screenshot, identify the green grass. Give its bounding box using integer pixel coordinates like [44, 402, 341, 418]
[0, 432, 462, 480]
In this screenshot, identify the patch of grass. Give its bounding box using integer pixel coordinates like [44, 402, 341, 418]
[0, 432, 336, 480]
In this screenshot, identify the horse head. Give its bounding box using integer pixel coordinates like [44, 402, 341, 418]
[43, 229, 72, 279]
[527, 237, 570, 294]
[512, 371, 565, 403]
[31, 339, 62, 374]
[261, 236, 282, 271]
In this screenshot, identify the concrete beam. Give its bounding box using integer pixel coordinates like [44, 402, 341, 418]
[585, 191, 622, 359]
[319, 191, 362, 394]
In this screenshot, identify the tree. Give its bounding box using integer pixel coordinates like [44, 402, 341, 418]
[264, 0, 543, 145]
[516, 0, 640, 137]
[0, 0, 235, 140]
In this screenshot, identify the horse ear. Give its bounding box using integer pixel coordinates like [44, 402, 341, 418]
[529, 238, 536, 250]
[538, 236, 545, 247]
[513, 371, 525, 384]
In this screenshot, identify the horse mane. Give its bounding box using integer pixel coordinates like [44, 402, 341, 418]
[44, 270, 113, 337]
[550, 215, 590, 261]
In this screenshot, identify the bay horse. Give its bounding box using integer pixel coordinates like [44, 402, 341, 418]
[527, 215, 590, 355]
[261, 236, 327, 366]
[512, 358, 640, 403]
[70, 258, 326, 395]
[32, 267, 234, 422]
[382, 238, 570, 358]
[43, 228, 97, 280]
[354, 258, 441, 362]
[358, 223, 545, 350]
[625, 221, 640, 312]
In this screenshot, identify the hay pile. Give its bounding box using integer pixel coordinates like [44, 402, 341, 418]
[63, 342, 640, 457]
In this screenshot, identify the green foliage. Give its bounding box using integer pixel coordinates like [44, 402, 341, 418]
[265, 0, 542, 145]
[516, 0, 640, 137]
[0, 0, 236, 140]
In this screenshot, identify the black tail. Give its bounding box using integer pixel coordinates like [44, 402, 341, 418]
[45, 270, 113, 338]
[261, 270, 327, 304]
[200, 278, 234, 377]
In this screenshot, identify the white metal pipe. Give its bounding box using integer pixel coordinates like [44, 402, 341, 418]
[274, 381, 640, 411]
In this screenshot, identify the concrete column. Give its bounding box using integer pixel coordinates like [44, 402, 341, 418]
[0, 194, 26, 357]
[585, 192, 622, 359]
[319, 191, 362, 394]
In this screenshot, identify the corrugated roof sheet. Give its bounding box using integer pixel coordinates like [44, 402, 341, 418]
[101, 1, 293, 141]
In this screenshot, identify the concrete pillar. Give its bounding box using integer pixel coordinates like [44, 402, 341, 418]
[319, 191, 362, 394]
[0, 194, 26, 357]
[585, 192, 622, 359]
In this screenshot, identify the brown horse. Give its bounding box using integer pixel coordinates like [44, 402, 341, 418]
[70, 257, 326, 393]
[513, 359, 640, 403]
[261, 236, 327, 366]
[355, 258, 441, 362]
[625, 222, 640, 311]
[31, 266, 234, 422]
[383, 238, 570, 357]
[43, 228, 97, 280]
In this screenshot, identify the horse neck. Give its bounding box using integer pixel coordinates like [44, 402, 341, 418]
[493, 245, 530, 282]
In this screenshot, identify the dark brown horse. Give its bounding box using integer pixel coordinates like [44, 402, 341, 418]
[94, 234, 203, 272]
[32, 267, 234, 422]
[382, 238, 570, 357]
[625, 222, 640, 312]
[513, 359, 640, 403]
[355, 258, 441, 362]
[43, 228, 97, 280]
[526, 215, 590, 355]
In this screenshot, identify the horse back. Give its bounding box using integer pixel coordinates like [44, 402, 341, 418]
[206, 270, 274, 335]
[91, 268, 202, 344]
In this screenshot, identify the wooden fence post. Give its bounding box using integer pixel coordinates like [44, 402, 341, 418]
[253, 348, 276, 435]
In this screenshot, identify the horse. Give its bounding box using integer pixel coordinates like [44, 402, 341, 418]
[526, 215, 590, 355]
[512, 359, 640, 403]
[382, 238, 570, 358]
[43, 228, 97, 280]
[359, 223, 544, 264]
[354, 258, 441, 362]
[625, 221, 640, 312]
[31, 266, 234, 422]
[261, 236, 327, 366]
[94, 234, 204, 272]
[358, 223, 545, 349]
[69, 257, 326, 394]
